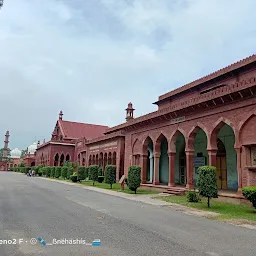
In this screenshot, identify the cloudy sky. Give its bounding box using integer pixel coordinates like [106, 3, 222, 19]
[0, 0, 255, 149]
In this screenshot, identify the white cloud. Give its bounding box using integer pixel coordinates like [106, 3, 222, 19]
[0, 0, 255, 149]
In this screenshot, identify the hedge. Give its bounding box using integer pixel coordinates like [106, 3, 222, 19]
[50, 167, 55, 177]
[55, 167, 62, 178]
[104, 165, 116, 188]
[127, 166, 141, 194]
[70, 172, 78, 182]
[67, 167, 74, 179]
[242, 186, 256, 208]
[61, 166, 68, 179]
[197, 166, 218, 208]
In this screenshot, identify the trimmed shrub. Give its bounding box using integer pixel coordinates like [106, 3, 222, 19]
[67, 167, 74, 179]
[38, 167, 43, 176]
[104, 165, 116, 189]
[50, 167, 55, 177]
[88, 165, 99, 185]
[187, 189, 200, 203]
[70, 172, 78, 182]
[127, 166, 141, 194]
[61, 166, 68, 179]
[242, 186, 256, 208]
[55, 167, 62, 178]
[197, 166, 218, 208]
[85, 167, 89, 180]
[46, 167, 51, 177]
[77, 166, 86, 182]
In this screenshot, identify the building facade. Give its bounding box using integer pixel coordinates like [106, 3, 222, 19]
[35, 54, 256, 193]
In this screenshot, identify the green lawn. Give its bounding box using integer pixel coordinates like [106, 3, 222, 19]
[52, 177, 158, 194]
[156, 195, 256, 222]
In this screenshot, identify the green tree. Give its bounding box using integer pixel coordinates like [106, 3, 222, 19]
[104, 165, 116, 189]
[242, 186, 256, 209]
[77, 166, 86, 182]
[197, 166, 218, 208]
[127, 166, 141, 194]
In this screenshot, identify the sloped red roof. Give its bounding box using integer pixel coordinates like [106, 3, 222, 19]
[58, 120, 108, 140]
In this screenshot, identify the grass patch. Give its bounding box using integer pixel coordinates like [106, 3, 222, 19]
[156, 195, 256, 222]
[79, 180, 158, 194]
[46, 177, 158, 194]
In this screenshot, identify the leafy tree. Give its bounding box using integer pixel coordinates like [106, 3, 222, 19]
[197, 166, 218, 208]
[0, 148, 11, 161]
[105, 165, 116, 189]
[128, 166, 141, 194]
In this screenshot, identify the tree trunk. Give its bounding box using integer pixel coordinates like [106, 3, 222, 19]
[110, 183, 112, 189]
[135, 189, 137, 194]
[208, 197, 210, 208]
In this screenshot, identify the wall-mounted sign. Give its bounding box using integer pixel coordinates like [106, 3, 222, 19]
[89, 141, 118, 151]
[194, 157, 205, 168]
[251, 147, 256, 166]
[170, 116, 185, 124]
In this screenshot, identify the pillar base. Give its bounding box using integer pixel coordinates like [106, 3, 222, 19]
[168, 183, 175, 187]
[186, 184, 194, 189]
[142, 179, 147, 184]
[153, 181, 160, 185]
[236, 188, 243, 196]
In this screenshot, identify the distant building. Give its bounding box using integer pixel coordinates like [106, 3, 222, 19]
[36, 54, 256, 195]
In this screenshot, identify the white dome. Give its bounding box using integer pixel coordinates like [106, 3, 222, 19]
[27, 142, 37, 155]
[11, 148, 22, 159]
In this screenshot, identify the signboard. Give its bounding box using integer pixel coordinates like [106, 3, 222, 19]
[170, 116, 185, 124]
[194, 157, 205, 168]
[251, 147, 256, 166]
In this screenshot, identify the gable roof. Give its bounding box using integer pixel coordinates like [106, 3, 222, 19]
[58, 120, 108, 140]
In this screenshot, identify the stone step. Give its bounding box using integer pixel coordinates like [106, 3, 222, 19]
[163, 187, 187, 195]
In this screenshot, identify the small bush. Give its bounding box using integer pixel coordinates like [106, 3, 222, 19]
[46, 167, 51, 177]
[187, 190, 200, 202]
[104, 165, 116, 188]
[55, 167, 62, 178]
[127, 166, 141, 194]
[38, 168, 43, 176]
[197, 166, 218, 208]
[67, 167, 74, 179]
[88, 165, 99, 185]
[77, 166, 86, 182]
[61, 166, 68, 179]
[242, 186, 256, 208]
[70, 172, 78, 182]
[98, 176, 105, 183]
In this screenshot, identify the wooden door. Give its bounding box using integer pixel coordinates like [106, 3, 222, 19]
[179, 157, 186, 185]
[216, 156, 227, 189]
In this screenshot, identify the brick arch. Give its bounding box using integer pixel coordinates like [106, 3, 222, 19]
[186, 123, 209, 151]
[132, 138, 141, 155]
[169, 129, 186, 152]
[209, 118, 237, 150]
[142, 136, 154, 155]
[154, 133, 168, 153]
[239, 112, 256, 145]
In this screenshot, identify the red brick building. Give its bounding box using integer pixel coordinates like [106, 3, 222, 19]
[36, 54, 256, 193]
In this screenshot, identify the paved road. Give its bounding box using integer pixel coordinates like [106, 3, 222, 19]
[0, 172, 255, 256]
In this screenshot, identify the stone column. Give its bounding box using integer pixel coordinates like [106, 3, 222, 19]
[141, 154, 148, 184]
[235, 147, 242, 193]
[185, 150, 194, 189]
[153, 152, 160, 185]
[208, 149, 217, 166]
[149, 154, 154, 183]
[116, 153, 120, 181]
[168, 152, 176, 187]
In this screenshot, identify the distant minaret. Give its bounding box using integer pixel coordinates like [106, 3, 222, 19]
[2, 130, 9, 161]
[37, 140, 40, 148]
[125, 102, 135, 122]
[59, 110, 63, 120]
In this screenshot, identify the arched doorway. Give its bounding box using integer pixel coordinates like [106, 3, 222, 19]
[108, 152, 112, 165]
[31, 162, 35, 167]
[89, 155, 92, 166]
[60, 154, 65, 166]
[216, 124, 237, 190]
[66, 154, 70, 162]
[216, 138, 227, 189]
[156, 134, 169, 185]
[54, 153, 59, 166]
[143, 137, 154, 183]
